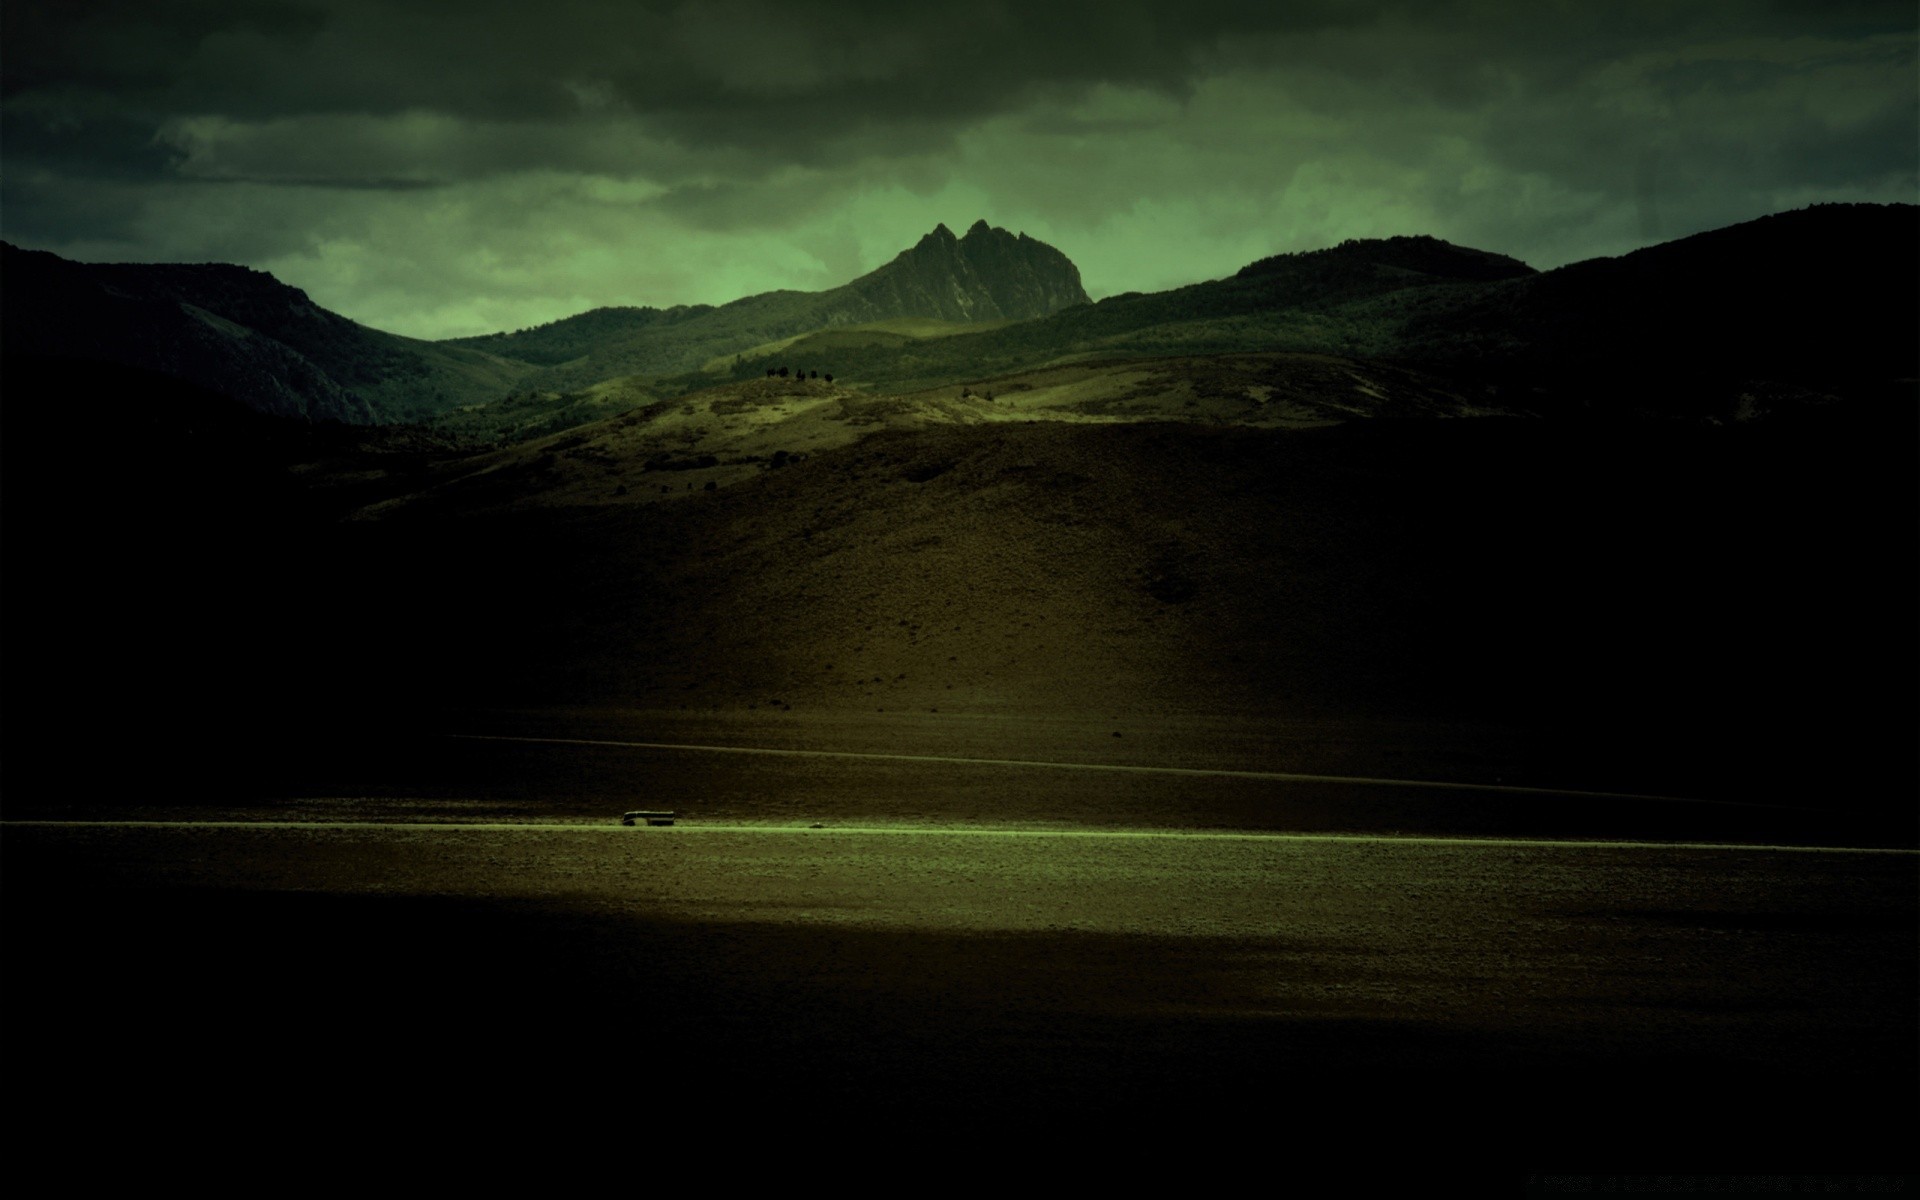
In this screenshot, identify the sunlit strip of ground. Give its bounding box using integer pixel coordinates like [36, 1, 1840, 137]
[5, 818, 1912, 855]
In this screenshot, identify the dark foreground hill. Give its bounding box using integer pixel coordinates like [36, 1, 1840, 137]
[1376, 201, 1920, 415]
[8, 369, 1912, 840]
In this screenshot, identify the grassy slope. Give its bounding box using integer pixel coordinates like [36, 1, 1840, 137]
[378, 353, 1498, 514]
[697, 317, 1010, 373]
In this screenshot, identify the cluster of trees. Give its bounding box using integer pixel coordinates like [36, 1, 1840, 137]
[764, 366, 833, 382]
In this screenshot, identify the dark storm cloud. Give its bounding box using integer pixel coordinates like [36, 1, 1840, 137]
[0, 106, 184, 180]
[10, 0, 1911, 174]
[7, 0, 1914, 183]
[0, 0, 329, 98]
[0, 1, 1388, 182]
[2, 0, 1912, 336]
[3, 0, 1343, 110]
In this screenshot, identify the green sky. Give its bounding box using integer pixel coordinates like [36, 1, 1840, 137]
[3, 0, 1914, 339]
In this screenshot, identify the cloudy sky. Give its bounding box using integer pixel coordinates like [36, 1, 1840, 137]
[4, 0, 1914, 339]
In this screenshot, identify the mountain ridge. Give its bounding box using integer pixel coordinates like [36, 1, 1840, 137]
[5, 204, 1912, 432]
[698, 204, 1914, 420]
[0, 242, 532, 424]
[0, 220, 1089, 424]
[445, 220, 1090, 390]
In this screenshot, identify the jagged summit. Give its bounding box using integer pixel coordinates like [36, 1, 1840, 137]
[832, 221, 1090, 323]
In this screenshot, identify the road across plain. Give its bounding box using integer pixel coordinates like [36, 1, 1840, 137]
[5, 817, 1912, 856]
[422, 727, 1911, 847]
[446, 731, 1788, 806]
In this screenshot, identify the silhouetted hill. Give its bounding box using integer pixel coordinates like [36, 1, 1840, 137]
[1371, 202, 1920, 416]
[0, 243, 533, 423]
[1233, 233, 1534, 290]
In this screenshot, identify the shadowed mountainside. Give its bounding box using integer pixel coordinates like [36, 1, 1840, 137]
[0, 243, 533, 424]
[1375, 201, 1920, 416]
[0, 220, 1086, 427]
[358, 415, 1915, 807]
[9, 359, 1910, 833]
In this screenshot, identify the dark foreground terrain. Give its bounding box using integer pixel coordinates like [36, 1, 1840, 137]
[6, 805, 1915, 1178]
[8, 406, 1916, 835]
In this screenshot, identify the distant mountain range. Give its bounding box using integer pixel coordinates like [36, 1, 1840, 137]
[3, 204, 1913, 431]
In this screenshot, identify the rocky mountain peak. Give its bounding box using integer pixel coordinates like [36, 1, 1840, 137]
[833, 221, 1090, 324]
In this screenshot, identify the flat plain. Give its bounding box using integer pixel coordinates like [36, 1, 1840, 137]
[5, 725, 1914, 1173]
